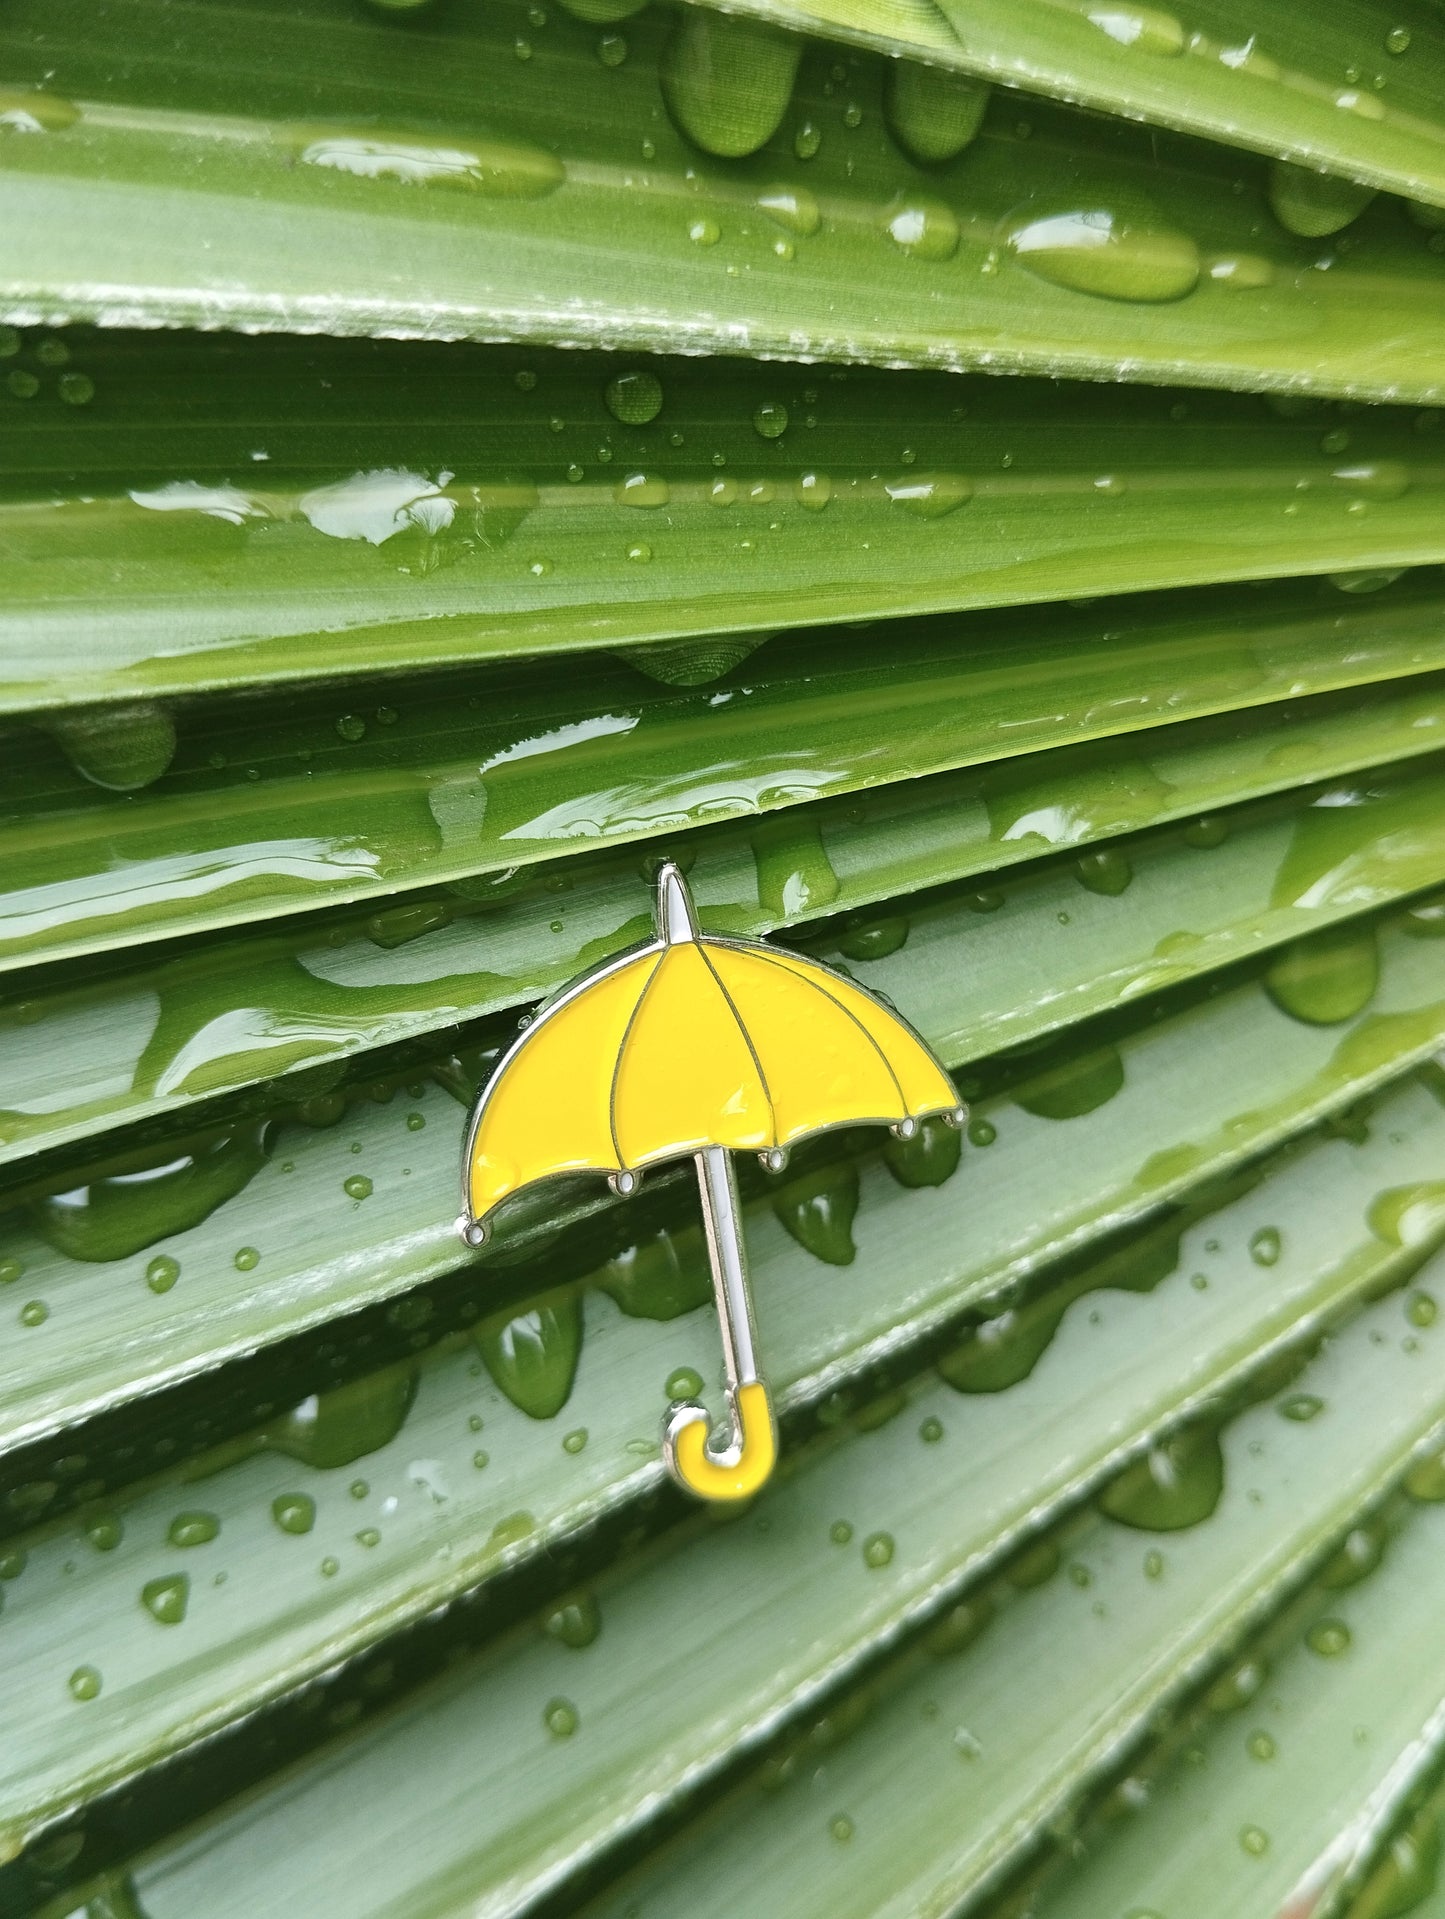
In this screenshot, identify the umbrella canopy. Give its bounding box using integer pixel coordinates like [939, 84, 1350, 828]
[464, 864, 958, 1228]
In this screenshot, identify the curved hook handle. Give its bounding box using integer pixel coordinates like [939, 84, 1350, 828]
[664, 1380, 777, 1503]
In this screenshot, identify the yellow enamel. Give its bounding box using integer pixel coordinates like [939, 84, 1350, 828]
[669, 1382, 777, 1501]
[612, 943, 773, 1160]
[705, 942, 905, 1141]
[762, 948, 959, 1118]
[466, 949, 657, 1219]
[465, 910, 958, 1227]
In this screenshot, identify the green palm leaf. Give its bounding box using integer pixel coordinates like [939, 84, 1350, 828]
[6, 5, 1445, 1918]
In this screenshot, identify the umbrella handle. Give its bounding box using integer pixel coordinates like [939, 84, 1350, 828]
[663, 1146, 778, 1503]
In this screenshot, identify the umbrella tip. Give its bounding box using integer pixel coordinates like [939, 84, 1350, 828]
[655, 861, 699, 945]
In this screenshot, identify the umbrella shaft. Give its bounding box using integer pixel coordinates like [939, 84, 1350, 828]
[695, 1145, 759, 1390]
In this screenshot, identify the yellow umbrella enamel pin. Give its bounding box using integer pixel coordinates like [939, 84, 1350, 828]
[458, 862, 963, 1504]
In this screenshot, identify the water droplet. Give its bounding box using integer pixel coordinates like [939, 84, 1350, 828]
[68, 1665, 102, 1701]
[563, 1427, 588, 1453]
[343, 1175, 374, 1201]
[885, 472, 973, 517]
[0, 1548, 25, 1579]
[757, 184, 820, 236]
[752, 402, 789, 440]
[544, 1593, 602, 1648]
[1087, 6, 1184, 54]
[1408, 1291, 1438, 1328]
[660, 10, 801, 158]
[320, 1556, 339, 1577]
[752, 815, 839, 917]
[615, 471, 670, 508]
[863, 1531, 895, 1568]
[1240, 1825, 1270, 1856]
[476, 1293, 583, 1418]
[1144, 1549, 1165, 1579]
[1101, 1426, 1225, 1530]
[544, 1696, 579, 1737]
[883, 1114, 961, 1189]
[1268, 162, 1377, 237]
[1321, 1524, 1385, 1587]
[406, 1112, 426, 1132]
[1265, 926, 1378, 1025]
[0, 1259, 19, 1285]
[838, 914, 909, 961]
[1369, 1184, 1445, 1250]
[1205, 254, 1275, 290]
[6, 369, 38, 399]
[294, 130, 562, 197]
[168, 1510, 220, 1548]
[144, 1254, 181, 1295]
[885, 62, 989, 164]
[666, 1366, 705, 1401]
[44, 700, 177, 792]
[1306, 1618, 1352, 1657]
[830, 1520, 854, 1544]
[29, 1123, 271, 1264]
[688, 216, 720, 247]
[968, 1117, 996, 1147]
[597, 32, 626, 65]
[626, 542, 652, 563]
[1249, 1227, 1282, 1267]
[356, 1527, 380, 1547]
[771, 1164, 859, 1265]
[604, 371, 663, 424]
[884, 195, 959, 260]
[473, 1449, 490, 1469]
[1016, 1043, 1124, 1120]
[829, 1814, 855, 1842]
[19, 1300, 48, 1327]
[1279, 1393, 1323, 1421]
[1009, 206, 1200, 301]
[793, 120, 822, 159]
[234, 1246, 260, 1271]
[272, 1494, 316, 1535]
[1387, 25, 1411, 53]
[791, 470, 832, 510]
[336, 713, 366, 743]
[0, 88, 79, 133]
[1330, 567, 1403, 593]
[141, 1573, 190, 1625]
[267, 1367, 418, 1468]
[1076, 847, 1134, 895]
[919, 1415, 944, 1443]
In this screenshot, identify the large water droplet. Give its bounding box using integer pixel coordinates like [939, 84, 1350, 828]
[543, 1591, 602, 1648]
[167, 1510, 220, 1548]
[141, 1573, 190, 1626]
[884, 63, 990, 164]
[30, 1121, 273, 1262]
[660, 10, 802, 158]
[1268, 161, 1377, 237]
[1100, 1425, 1225, 1530]
[598, 1223, 712, 1319]
[1009, 206, 1200, 302]
[293, 129, 562, 197]
[883, 1114, 961, 1188]
[1015, 1043, 1125, 1119]
[43, 701, 177, 791]
[1086, 6, 1184, 54]
[884, 194, 959, 260]
[752, 815, 840, 917]
[267, 1366, 419, 1468]
[615, 471, 670, 507]
[604, 371, 663, 424]
[476, 1291, 583, 1418]
[769, 1163, 859, 1264]
[757, 185, 820, 236]
[272, 1493, 316, 1535]
[616, 631, 770, 685]
[1265, 926, 1379, 1025]
[885, 473, 973, 517]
